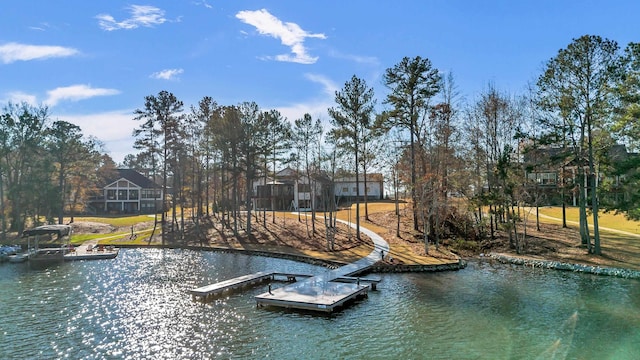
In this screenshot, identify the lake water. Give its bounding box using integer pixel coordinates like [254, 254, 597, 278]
[1, 248, 638, 359]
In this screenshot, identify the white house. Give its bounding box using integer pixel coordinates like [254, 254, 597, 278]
[334, 173, 384, 201]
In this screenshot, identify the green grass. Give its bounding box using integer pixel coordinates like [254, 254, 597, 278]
[538, 206, 640, 234]
[65, 215, 155, 227]
[70, 232, 131, 245]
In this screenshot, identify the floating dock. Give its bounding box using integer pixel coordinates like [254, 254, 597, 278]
[192, 269, 381, 313]
[191, 218, 390, 313]
[190, 271, 275, 301]
[254, 277, 375, 313]
[190, 272, 315, 301]
[64, 244, 119, 261]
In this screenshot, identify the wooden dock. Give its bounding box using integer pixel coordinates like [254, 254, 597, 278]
[189, 271, 377, 312]
[190, 271, 276, 301]
[255, 279, 371, 313]
[192, 218, 390, 313]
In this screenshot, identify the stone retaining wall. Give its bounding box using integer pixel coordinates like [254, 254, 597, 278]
[487, 253, 640, 279]
[365, 260, 467, 274]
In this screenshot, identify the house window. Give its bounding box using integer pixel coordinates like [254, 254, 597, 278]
[129, 190, 139, 200]
[142, 189, 161, 199]
[118, 190, 127, 200]
[298, 184, 311, 192]
[342, 187, 348, 193]
[107, 189, 116, 200]
[528, 172, 557, 185]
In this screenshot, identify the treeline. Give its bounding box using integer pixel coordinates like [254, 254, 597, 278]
[2, 34, 640, 256]
[0, 103, 116, 239]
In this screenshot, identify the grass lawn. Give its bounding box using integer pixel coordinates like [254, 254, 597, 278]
[538, 206, 640, 234]
[64, 215, 155, 227]
[57, 203, 640, 270]
[536, 206, 640, 270]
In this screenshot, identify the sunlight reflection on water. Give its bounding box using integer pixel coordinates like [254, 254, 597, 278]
[0, 249, 639, 359]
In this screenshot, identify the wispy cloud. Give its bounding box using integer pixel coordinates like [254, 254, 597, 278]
[3, 91, 38, 106]
[96, 5, 167, 31]
[150, 68, 184, 80]
[0, 42, 79, 64]
[45, 84, 120, 106]
[275, 74, 338, 128]
[236, 9, 326, 64]
[29, 23, 52, 32]
[304, 73, 338, 97]
[193, 1, 213, 9]
[328, 49, 379, 66]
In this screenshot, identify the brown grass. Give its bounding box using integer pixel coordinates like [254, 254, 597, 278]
[17, 202, 639, 271]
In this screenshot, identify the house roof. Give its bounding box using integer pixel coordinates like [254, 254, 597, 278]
[23, 224, 72, 237]
[335, 173, 384, 182]
[108, 169, 159, 188]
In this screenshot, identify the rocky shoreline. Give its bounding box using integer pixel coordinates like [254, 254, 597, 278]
[486, 253, 640, 279]
[110, 243, 640, 279]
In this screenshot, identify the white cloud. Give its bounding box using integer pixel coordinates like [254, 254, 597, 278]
[56, 110, 137, 164]
[328, 49, 379, 66]
[3, 91, 38, 106]
[304, 73, 339, 97]
[45, 84, 120, 106]
[274, 74, 339, 130]
[96, 5, 167, 31]
[236, 9, 326, 64]
[0, 42, 79, 64]
[194, 1, 213, 9]
[277, 100, 331, 124]
[150, 68, 184, 80]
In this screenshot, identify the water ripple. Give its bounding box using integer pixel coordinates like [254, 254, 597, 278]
[1, 251, 639, 359]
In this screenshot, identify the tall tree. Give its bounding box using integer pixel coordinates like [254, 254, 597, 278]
[292, 113, 323, 236]
[1, 103, 50, 232]
[598, 42, 640, 219]
[133, 90, 184, 244]
[328, 75, 376, 241]
[191, 96, 219, 217]
[239, 101, 268, 236]
[64, 137, 105, 222]
[262, 109, 291, 224]
[46, 120, 86, 224]
[381, 56, 442, 231]
[473, 84, 523, 240]
[537, 35, 620, 255]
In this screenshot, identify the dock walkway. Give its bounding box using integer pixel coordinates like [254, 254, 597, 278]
[191, 219, 389, 313]
[190, 271, 275, 300]
[254, 219, 389, 313]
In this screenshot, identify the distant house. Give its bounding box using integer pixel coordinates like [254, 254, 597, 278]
[252, 167, 327, 211]
[523, 144, 636, 206]
[252, 167, 384, 211]
[89, 169, 163, 214]
[334, 174, 384, 202]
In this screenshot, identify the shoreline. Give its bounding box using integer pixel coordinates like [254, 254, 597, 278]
[484, 252, 640, 279]
[113, 243, 468, 274]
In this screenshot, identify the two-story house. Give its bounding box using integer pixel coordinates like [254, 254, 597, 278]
[89, 169, 163, 214]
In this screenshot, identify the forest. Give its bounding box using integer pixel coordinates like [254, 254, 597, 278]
[2, 35, 640, 256]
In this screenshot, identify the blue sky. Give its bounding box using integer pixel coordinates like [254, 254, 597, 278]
[1, 1, 639, 164]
